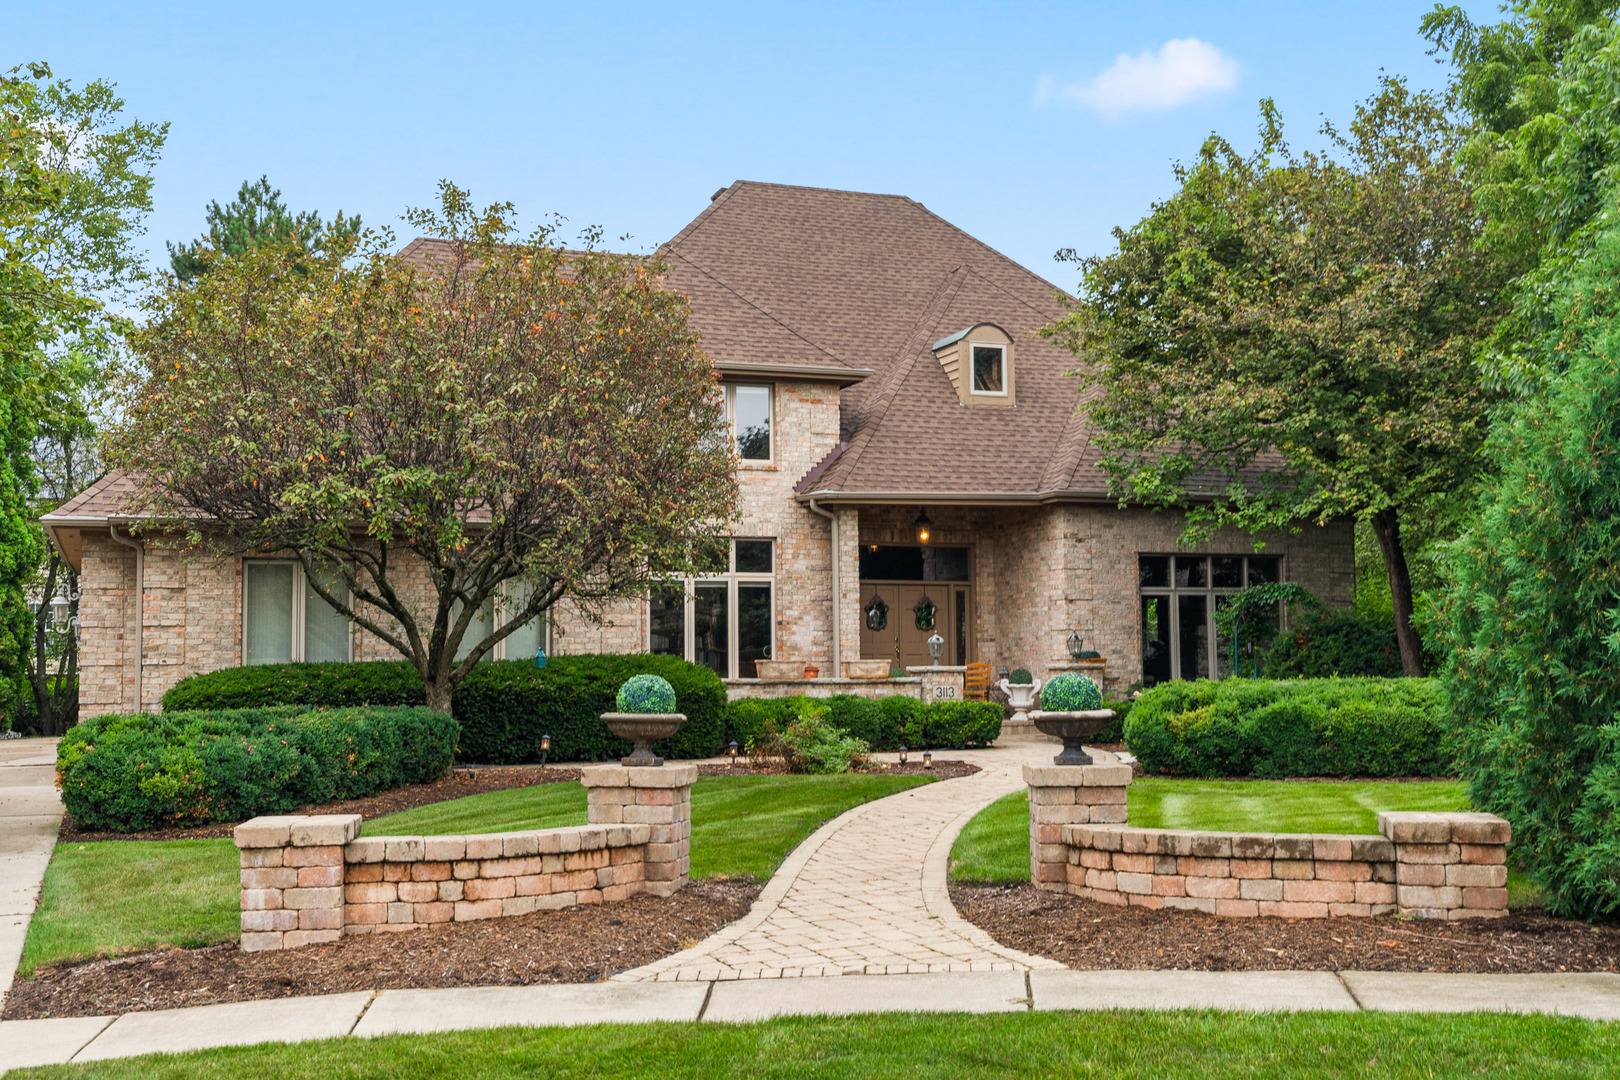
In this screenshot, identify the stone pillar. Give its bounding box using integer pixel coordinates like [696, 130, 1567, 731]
[233, 813, 363, 951]
[1379, 811, 1511, 919]
[906, 665, 965, 703]
[580, 763, 696, 898]
[1024, 753, 1132, 892]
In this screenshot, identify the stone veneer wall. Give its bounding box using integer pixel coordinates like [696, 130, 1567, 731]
[1027, 764, 1510, 920]
[234, 764, 694, 951]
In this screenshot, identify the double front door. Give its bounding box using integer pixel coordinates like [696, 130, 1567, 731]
[858, 582, 973, 669]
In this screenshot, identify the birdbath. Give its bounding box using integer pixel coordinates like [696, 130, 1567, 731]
[601, 713, 686, 767]
[1029, 709, 1116, 766]
[997, 677, 1043, 723]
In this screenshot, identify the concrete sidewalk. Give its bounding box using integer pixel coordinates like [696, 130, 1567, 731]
[4, 969, 1618, 1070]
[0, 738, 61, 1010]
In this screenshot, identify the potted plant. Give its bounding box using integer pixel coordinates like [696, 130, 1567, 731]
[996, 667, 1043, 723]
[601, 674, 686, 766]
[804, 663, 820, 679]
[1029, 672, 1113, 766]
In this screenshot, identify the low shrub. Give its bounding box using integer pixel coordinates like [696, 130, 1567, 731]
[1122, 678, 1451, 778]
[725, 694, 1000, 752]
[159, 656, 728, 763]
[748, 701, 870, 774]
[58, 705, 458, 831]
[616, 674, 677, 713]
[1042, 672, 1102, 712]
[1263, 609, 1403, 678]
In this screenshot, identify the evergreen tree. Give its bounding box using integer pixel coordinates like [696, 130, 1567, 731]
[1441, 194, 1620, 919]
[167, 175, 358, 281]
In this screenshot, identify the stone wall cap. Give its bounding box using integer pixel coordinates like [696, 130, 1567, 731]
[1023, 759, 1126, 787]
[233, 815, 303, 849]
[580, 763, 698, 788]
[289, 814, 363, 847]
[1379, 810, 1509, 845]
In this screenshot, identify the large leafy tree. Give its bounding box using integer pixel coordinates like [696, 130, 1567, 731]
[109, 183, 738, 714]
[167, 175, 359, 282]
[1044, 79, 1512, 675]
[1440, 194, 1620, 919]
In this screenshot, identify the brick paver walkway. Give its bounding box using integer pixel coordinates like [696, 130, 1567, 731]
[618, 730, 1064, 981]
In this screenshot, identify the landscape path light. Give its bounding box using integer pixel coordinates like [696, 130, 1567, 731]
[899, 745, 908, 765]
[540, 733, 551, 768]
[923, 750, 933, 770]
[729, 740, 739, 766]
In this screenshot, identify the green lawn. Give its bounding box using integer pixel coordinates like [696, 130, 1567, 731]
[19, 773, 930, 975]
[952, 778, 1481, 886]
[10, 1011, 1620, 1080]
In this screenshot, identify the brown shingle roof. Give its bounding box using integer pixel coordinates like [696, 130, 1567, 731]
[39, 471, 138, 522]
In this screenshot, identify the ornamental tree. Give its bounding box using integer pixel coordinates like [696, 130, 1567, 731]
[108, 182, 738, 714]
[1044, 79, 1512, 675]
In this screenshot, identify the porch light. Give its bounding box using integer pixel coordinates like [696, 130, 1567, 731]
[913, 510, 933, 546]
[899, 745, 908, 764]
[923, 750, 933, 770]
[729, 740, 739, 766]
[1067, 631, 1084, 662]
[927, 632, 944, 663]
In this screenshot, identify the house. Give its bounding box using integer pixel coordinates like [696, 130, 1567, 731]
[40, 181, 1353, 715]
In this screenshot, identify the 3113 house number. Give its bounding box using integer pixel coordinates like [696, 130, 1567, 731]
[933, 686, 958, 699]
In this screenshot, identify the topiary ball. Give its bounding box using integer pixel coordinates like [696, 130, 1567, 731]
[1009, 668, 1034, 685]
[616, 674, 677, 714]
[1042, 672, 1101, 712]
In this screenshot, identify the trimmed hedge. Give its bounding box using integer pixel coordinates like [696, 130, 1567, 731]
[1122, 678, 1451, 778]
[58, 705, 458, 831]
[159, 656, 729, 763]
[726, 694, 1001, 752]
[1263, 609, 1403, 678]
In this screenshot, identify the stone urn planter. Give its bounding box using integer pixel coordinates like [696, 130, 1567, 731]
[1029, 710, 1116, 766]
[997, 677, 1043, 723]
[602, 713, 686, 767]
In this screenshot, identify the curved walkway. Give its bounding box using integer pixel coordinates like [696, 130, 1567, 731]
[618, 731, 1062, 981]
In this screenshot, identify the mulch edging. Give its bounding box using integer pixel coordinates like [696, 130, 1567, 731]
[951, 882, 1620, 974]
[3, 879, 759, 1020]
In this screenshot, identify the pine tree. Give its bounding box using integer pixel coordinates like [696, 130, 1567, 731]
[167, 176, 358, 281]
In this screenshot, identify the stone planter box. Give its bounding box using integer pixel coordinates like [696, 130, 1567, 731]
[843, 659, 892, 679]
[754, 660, 805, 681]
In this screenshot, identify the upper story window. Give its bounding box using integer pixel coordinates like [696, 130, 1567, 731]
[971, 343, 1006, 394]
[726, 384, 772, 460]
[244, 560, 351, 664]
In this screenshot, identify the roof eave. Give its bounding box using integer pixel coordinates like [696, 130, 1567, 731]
[714, 361, 873, 385]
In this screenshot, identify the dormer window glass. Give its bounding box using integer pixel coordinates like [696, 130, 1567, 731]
[726, 384, 772, 460]
[971, 344, 1006, 394]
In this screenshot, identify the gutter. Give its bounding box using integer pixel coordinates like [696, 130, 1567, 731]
[806, 499, 839, 676]
[108, 525, 143, 712]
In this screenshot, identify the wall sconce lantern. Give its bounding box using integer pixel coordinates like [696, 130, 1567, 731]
[540, 733, 552, 768]
[1067, 630, 1084, 662]
[927, 632, 945, 664]
[913, 509, 933, 546]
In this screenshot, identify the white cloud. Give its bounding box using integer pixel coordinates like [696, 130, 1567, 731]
[1041, 38, 1238, 119]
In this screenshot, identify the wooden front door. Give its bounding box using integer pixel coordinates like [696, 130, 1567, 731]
[859, 582, 972, 667]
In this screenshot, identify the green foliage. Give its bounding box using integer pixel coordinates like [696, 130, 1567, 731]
[1438, 195, 1620, 920]
[167, 175, 360, 282]
[1263, 609, 1404, 678]
[1042, 672, 1102, 712]
[725, 694, 1001, 753]
[1008, 668, 1033, 685]
[109, 181, 738, 713]
[1043, 78, 1511, 676]
[748, 700, 871, 774]
[57, 705, 458, 831]
[615, 673, 676, 714]
[1122, 678, 1452, 779]
[162, 656, 728, 764]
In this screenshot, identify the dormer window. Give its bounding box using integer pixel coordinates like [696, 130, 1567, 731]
[931, 322, 1015, 407]
[971, 343, 1006, 395]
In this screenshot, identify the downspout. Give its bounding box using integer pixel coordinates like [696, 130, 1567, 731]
[108, 525, 143, 712]
[807, 499, 840, 676]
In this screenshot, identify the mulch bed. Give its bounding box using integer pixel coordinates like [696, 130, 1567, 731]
[4, 878, 759, 1020]
[59, 761, 978, 843]
[951, 882, 1620, 974]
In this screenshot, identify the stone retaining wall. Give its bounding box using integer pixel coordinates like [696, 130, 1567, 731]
[235, 764, 695, 951]
[1027, 763, 1511, 920]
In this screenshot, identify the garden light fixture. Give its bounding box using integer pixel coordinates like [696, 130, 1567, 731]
[1067, 630, 1084, 661]
[540, 733, 551, 768]
[923, 750, 933, 770]
[729, 740, 739, 766]
[913, 509, 933, 545]
[899, 745, 908, 765]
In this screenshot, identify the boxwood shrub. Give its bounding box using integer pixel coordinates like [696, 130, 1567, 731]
[725, 694, 1001, 752]
[1262, 609, 1403, 678]
[160, 655, 729, 763]
[1122, 677, 1451, 778]
[58, 705, 458, 831]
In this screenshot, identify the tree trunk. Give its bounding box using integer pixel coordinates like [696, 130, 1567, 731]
[423, 676, 455, 716]
[1370, 507, 1426, 677]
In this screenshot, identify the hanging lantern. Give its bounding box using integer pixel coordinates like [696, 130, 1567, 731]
[913, 510, 933, 546]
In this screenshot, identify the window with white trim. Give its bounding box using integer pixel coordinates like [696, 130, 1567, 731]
[649, 538, 774, 678]
[244, 561, 352, 664]
[970, 343, 1006, 395]
[726, 384, 772, 460]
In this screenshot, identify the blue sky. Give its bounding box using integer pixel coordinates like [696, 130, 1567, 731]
[13, 1, 1493, 284]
